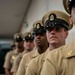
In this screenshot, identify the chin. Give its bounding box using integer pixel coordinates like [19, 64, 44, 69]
[50, 41, 59, 44]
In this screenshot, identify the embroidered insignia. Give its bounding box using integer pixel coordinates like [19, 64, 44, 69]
[49, 13, 56, 21]
[68, 50, 72, 56]
[36, 23, 40, 29]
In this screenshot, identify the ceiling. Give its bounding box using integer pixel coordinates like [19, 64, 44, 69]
[0, 0, 32, 39]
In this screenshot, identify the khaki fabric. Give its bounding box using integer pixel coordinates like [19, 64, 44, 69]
[14, 33, 23, 39]
[11, 51, 25, 72]
[25, 48, 50, 75]
[42, 10, 73, 30]
[16, 47, 40, 75]
[3, 49, 20, 70]
[41, 38, 75, 75]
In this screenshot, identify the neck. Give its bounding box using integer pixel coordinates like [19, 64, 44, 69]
[49, 43, 65, 51]
[25, 49, 33, 53]
[37, 43, 48, 54]
[16, 47, 24, 53]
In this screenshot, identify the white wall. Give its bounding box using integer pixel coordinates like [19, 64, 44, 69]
[21, 0, 75, 44]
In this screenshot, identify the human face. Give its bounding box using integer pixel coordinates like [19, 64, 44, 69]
[24, 40, 34, 50]
[34, 33, 47, 47]
[15, 41, 24, 49]
[70, 5, 75, 24]
[46, 27, 68, 45]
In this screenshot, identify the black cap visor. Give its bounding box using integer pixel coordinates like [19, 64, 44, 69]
[15, 38, 23, 42]
[45, 18, 69, 30]
[23, 36, 34, 41]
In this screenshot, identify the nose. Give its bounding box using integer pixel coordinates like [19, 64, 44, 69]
[50, 28, 56, 34]
[36, 35, 41, 39]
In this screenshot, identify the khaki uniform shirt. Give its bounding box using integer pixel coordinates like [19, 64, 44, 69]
[16, 47, 40, 75]
[41, 39, 75, 75]
[11, 51, 26, 72]
[25, 48, 49, 75]
[3, 49, 20, 70]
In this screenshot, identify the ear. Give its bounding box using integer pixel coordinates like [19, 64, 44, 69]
[65, 31, 68, 39]
[69, 15, 73, 25]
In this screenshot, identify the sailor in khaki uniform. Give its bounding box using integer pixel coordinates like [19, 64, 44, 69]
[11, 32, 34, 75]
[16, 20, 48, 75]
[40, 5, 74, 75]
[3, 33, 24, 75]
[25, 10, 72, 75]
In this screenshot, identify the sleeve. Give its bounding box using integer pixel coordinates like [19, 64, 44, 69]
[3, 52, 11, 69]
[16, 55, 27, 75]
[25, 59, 37, 75]
[11, 55, 22, 73]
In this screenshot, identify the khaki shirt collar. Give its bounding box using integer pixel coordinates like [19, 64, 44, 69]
[43, 48, 50, 61]
[64, 38, 75, 58]
[13, 49, 19, 54]
[32, 48, 40, 58]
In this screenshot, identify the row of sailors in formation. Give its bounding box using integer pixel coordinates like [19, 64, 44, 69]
[3, 0, 75, 75]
